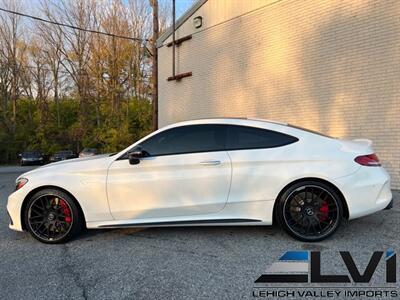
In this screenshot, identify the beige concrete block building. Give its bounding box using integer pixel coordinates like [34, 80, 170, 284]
[157, 0, 400, 189]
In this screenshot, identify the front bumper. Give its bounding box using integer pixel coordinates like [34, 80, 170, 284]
[21, 158, 44, 165]
[6, 189, 26, 232]
[335, 166, 392, 220]
[384, 198, 393, 210]
[6, 210, 13, 225]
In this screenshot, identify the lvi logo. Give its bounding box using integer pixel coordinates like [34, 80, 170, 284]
[255, 250, 396, 284]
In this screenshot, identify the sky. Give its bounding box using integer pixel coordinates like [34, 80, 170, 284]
[174, 0, 196, 18]
[2, 0, 197, 38]
[19, 0, 197, 19]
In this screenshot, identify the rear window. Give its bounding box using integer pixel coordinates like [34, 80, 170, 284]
[225, 125, 298, 150]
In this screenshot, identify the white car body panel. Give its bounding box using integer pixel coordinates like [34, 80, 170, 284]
[7, 118, 392, 234]
[334, 166, 391, 219]
[7, 155, 114, 232]
[107, 151, 231, 220]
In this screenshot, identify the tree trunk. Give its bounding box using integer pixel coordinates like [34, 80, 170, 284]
[54, 71, 60, 127]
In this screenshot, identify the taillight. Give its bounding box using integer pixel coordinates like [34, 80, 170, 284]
[354, 153, 381, 167]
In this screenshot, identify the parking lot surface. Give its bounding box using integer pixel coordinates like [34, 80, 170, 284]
[0, 166, 399, 299]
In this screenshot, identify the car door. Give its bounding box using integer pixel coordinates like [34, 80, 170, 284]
[106, 124, 232, 220]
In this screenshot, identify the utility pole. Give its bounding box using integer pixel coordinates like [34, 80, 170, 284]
[172, 0, 176, 77]
[150, 0, 159, 131]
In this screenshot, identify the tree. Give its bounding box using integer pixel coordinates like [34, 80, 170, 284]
[0, 0, 172, 162]
[0, 0, 24, 133]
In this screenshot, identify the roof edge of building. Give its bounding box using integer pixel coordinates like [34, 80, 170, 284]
[157, 0, 208, 48]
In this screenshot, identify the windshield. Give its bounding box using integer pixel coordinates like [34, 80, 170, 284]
[55, 151, 72, 156]
[82, 148, 97, 154]
[23, 151, 41, 158]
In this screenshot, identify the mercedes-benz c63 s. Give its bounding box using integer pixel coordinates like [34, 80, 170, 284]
[7, 118, 392, 243]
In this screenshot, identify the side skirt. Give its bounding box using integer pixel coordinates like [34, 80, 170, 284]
[98, 218, 262, 228]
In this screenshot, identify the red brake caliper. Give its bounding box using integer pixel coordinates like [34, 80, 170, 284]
[319, 200, 329, 221]
[59, 199, 72, 223]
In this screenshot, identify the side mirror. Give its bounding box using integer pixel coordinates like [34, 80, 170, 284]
[128, 147, 147, 165]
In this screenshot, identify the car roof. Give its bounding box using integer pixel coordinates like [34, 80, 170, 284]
[159, 118, 333, 140]
[119, 117, 333, 158]
[182, 117, 287, 125]
[162, 118, 289, 131]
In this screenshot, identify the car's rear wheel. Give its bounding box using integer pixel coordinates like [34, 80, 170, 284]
[275, 181, 343, 242]
[24, 189, 83, 244]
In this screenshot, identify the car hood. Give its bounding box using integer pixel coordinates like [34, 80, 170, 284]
[19, 154, 113, 179]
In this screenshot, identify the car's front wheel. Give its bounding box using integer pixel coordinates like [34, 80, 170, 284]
[275, 181, 343, 242]
[24, 189, 83, 243]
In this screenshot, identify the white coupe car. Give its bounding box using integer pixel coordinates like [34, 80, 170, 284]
[7, 118, 392, 243]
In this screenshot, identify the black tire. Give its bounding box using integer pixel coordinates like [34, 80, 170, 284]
[24, 188, 83, 244]
[275, 181, 343, 242]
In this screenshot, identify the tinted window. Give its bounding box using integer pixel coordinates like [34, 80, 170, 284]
[140, 125, 226, 156]
[226, 125, 298, 150]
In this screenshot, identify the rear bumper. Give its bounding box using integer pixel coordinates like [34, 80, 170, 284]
[335, 166, 392, 220]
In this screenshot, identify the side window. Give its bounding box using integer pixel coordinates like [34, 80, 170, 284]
[226, 125, 298, 150]
[140, 125, 226, 156]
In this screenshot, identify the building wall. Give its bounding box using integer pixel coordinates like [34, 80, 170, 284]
[158, 0, 400, 189]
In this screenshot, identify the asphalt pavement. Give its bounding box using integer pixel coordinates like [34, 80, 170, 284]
[0, 166, 399, 299]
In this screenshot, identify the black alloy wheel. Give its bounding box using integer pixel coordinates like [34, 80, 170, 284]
[24, 189, 83, 243]
[276, 181, 343, 242]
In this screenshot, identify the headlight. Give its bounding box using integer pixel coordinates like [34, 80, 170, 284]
[15, 178, 28, 191]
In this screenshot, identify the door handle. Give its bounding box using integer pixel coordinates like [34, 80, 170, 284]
[200, 160, 221, 166]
